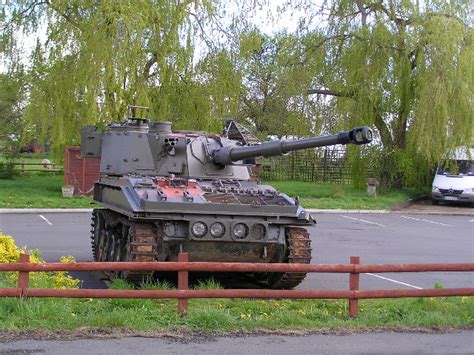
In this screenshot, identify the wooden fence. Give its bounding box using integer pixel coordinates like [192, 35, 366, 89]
[13, 162, 63, 173]
[1, 253, 473, 318]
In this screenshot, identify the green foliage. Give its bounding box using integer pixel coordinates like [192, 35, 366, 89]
[0, 71, 26, 142]
[5, 0, 219, 157]
[0, 161, 17, 180]
[301, 0, 472, 188]
[192, 278, 223, 290]
[196, 50, 242, 125]
[233, 30, 324, 137]
[0, 153, 18, 179]
[0, 233, 80, 289]
[2, 1, 472, 190]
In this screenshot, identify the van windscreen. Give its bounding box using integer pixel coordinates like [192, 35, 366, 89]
[437, 160, 474, 175]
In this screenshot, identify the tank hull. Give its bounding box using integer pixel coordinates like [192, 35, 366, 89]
[91, 176, 313, 288]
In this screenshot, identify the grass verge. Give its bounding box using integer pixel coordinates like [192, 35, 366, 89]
[1, 175, 418, 210]
[0, 175, 93, 208]
[0, 277, 472, 331]
[266, 180, 420, 210]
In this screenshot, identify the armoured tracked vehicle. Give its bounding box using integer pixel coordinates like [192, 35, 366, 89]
[81, 107, 372, 288]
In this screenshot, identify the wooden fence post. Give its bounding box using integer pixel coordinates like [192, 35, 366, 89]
[18, 253, 30, 298]
[349, 256, 360, 318]
[177, 252, 189, 316]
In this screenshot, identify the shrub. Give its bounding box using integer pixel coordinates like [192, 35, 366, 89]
[0, 233, 80, 289]
[0, 160, 18, 179]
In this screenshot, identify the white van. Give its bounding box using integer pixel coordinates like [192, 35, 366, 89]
[432, 147, 474, 205]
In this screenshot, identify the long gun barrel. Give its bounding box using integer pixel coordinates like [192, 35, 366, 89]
[212, 126, 373, 165]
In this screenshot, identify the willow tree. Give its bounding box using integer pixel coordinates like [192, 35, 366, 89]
[2, 0, 219, 156]
[0, 71, 26, 143]
[292, 0, 473, 187]
[234, 31, 318, 137]
[196, 30, 330, 139]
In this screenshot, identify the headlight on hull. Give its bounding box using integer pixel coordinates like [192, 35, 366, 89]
[251, 223, 267, 240]
[232, 223, 248, 239]
[191, 222, 207, 238]
[210, 222, 225, 238]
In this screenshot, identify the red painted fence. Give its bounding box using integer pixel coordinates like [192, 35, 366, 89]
[1, 253, 473, 317]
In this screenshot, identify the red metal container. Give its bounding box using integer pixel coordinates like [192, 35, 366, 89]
[64, 146, 100, 196]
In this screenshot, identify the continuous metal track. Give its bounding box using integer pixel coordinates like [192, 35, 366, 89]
[91, 209, 311, 289]
[269, 227, 312, 289]
[124, 222, 156, 283]
[91, 209, 156, 284]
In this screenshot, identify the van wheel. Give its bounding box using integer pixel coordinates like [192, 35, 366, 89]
[432, 200, 439, 205]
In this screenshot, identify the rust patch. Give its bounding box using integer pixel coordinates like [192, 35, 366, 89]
[136, 245, 153, 253]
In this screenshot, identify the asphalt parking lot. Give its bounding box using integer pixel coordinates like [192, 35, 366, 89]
[307, 211, 473, 290]
[0, 209, 472, 291]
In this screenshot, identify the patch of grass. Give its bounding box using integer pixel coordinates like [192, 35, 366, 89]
[0, 277, 472, 331]
[0, 175, 419, 210]
[265, 180, 420, 210]
[0, 175, 93, 208]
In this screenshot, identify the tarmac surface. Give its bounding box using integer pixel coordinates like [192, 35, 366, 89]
[0, 330, 473, 354]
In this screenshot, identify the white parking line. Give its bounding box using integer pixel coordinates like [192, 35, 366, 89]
[365, 273, 423, 290]
[39, 215, 53, 226]
[341, 215, 386, 227]
[400, 215, 452, 227]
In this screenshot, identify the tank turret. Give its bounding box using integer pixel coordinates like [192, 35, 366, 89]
[81, 108, 373, 289]
[82, 119, 372, 180]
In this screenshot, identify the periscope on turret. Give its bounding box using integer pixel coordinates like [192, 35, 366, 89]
[81, 106, 373, 289]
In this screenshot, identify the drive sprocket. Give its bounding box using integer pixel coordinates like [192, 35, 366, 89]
[268, 227, 312, 289]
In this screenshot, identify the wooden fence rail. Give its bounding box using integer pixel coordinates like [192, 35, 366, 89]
[12, 162, 63, 173]
[1, 253, 473, 317]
